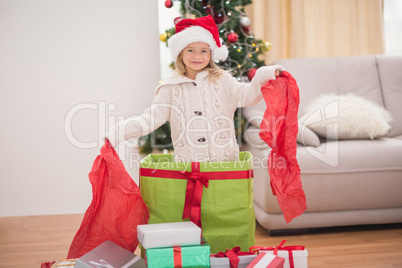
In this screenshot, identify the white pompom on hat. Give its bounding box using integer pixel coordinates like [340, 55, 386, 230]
[168, 15, 229, 62]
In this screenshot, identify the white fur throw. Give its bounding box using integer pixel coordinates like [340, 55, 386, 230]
[299, 93, 393, 140]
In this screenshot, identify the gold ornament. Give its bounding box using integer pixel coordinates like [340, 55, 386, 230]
[264, 41, 272, 51]
[160, 32, 167, 42]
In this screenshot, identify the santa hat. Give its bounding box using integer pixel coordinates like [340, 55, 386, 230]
[168, 15, 229, 62]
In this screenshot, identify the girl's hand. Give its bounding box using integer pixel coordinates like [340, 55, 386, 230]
[275, 69, 282, 77]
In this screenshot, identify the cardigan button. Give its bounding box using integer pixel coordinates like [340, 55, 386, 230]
[192, 82, 197, 86]
[194, 111, 202, 116]
[197, 137, 206, 142]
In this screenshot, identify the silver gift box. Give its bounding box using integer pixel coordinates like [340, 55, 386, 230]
[75, 240, 146, 268]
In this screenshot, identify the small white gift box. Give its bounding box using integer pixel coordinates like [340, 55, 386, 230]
[137, 221, 201, 249]
[254, 240, 307, 268]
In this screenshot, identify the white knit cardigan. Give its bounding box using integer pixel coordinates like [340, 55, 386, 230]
[106, 65, 284, 162]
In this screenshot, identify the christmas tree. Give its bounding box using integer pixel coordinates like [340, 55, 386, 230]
[139, 0, 272, 154]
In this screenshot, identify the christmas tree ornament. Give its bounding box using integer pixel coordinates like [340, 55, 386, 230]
[159, 32, 167, 42]
[214, 13, 224, 24]
[174, 17, 183, 25]
[165, 0, 173, 8]
[264, 41, 272, 51]
[242, 26, 250, 34]
[247, 68, 257, 81]
[227, 32, 239, 43]
[240, 16, 251, 27]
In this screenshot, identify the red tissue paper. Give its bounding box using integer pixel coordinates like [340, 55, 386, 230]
[40, 261, 55, 268]
[67, 140, 149, 258]
[259, 71, 307, 223]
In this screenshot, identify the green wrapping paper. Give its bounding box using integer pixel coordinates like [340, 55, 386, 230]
[139, 152, 255, 254]
[145, 243, 210, 268]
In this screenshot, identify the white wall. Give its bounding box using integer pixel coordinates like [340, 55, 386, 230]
[157, 0, 180, 79]
[384, 0, 402, 55]
[0, 0, 160, 216]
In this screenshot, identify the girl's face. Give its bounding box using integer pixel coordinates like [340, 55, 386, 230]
[182, 42, 211, 79]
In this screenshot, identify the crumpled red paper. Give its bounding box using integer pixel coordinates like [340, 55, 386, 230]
[259, 71, 307, 223]
[67, 140, 149, 258]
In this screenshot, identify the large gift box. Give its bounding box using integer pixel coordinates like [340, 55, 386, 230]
[139, 152, 255, 254]
[137, 221, 201, 249]
[253, 240, 307, 268]
[145, 242, 210, 268]
[75, 240, 146, 268]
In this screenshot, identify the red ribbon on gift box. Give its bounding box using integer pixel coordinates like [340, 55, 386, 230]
[211, 246, 256, 268]
[249, 240, 305, 268]
[140, 164, 253, 228]
[181, 162, 208, 227]
[173, 246, 182, 268]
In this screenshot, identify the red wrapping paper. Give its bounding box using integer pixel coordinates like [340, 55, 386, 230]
[40, 261, 55, 268]
[67, 140, 149, 258]
[259, 71, 306, 223]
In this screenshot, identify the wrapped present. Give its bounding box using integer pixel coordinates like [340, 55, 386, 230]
[210, 246, 257, 268]
[75, 240, 146, 268]
[137, 221, 201, 249]
[139, 152, 255, 253]
[247, 252, 285, 268]
[145, 242, 210, 268]
[250, 240, 307, 268]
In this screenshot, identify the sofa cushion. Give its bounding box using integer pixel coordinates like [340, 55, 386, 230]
[376, 55, 402, 137]
[299, 93, 393, 139]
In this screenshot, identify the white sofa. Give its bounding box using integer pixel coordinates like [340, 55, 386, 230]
[241, 55, 402, 234]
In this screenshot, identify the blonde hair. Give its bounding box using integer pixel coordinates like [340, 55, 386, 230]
[175, 50, 224, 82]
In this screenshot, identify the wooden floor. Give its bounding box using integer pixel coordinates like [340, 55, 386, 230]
[0, 214, 402, 267]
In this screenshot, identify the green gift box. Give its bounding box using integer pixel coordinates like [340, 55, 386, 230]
[145, 243, 210, 268]
[139, 151, 255, 254]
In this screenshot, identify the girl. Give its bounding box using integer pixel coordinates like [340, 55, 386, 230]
[105, 15, 284, 162]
